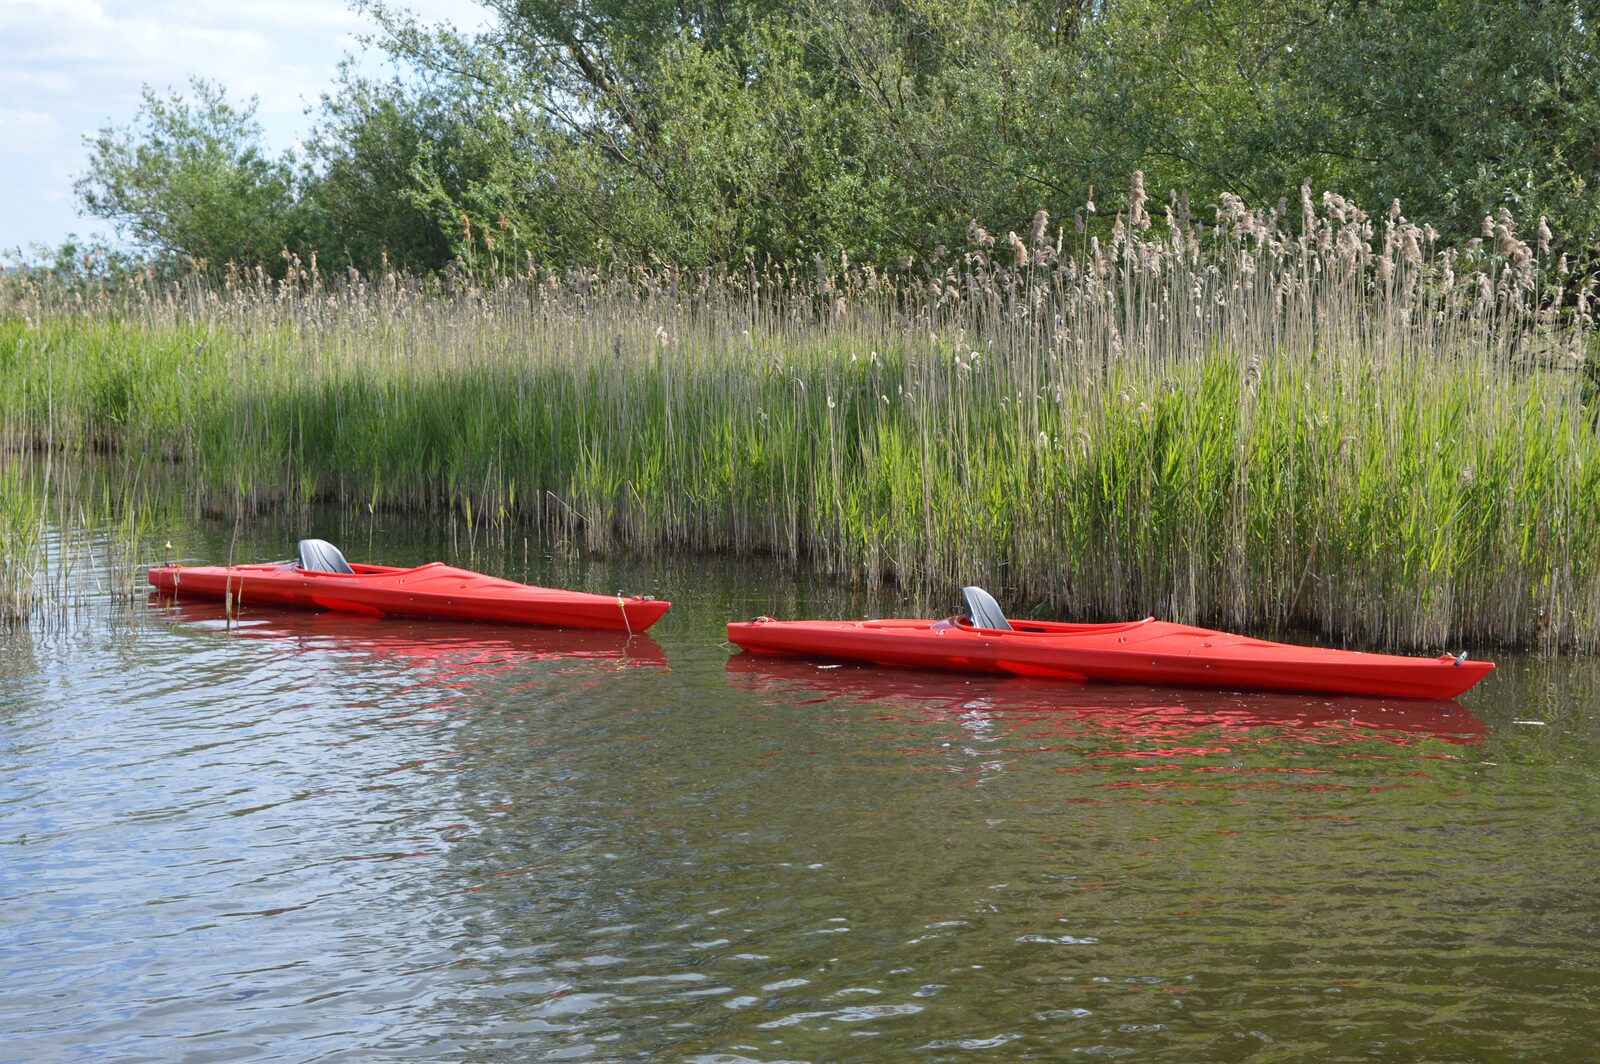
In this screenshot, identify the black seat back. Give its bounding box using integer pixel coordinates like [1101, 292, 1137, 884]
[297, 538, 354, 575]
[961, 585, 1012, 631]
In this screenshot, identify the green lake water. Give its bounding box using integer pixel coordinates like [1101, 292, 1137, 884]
[3, 518, 1598, 1061]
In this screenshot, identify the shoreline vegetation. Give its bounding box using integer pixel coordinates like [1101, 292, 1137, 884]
[4, 184, 1599, 651]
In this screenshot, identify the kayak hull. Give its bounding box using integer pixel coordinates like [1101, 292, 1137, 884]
[149, 561, 670, 632]
[725, 616, 1494, 699]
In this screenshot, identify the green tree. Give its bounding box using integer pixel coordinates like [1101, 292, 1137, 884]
[76, 80, 300, 271]
[299, 69, 461, 273]
[371, 3, 913, 265]
[75, 1, 1600, 275]
[1287, 0, 1600, 255]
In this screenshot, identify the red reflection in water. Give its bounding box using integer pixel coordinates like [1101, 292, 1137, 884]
[724, 653, 1486, 750]
[151, 595, 669, 676]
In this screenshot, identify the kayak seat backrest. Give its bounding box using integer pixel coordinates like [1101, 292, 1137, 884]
[297, 538, 355, 575]
[961, 585, 1012, 631]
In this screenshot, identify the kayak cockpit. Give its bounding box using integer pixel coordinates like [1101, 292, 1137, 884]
[950, 615, 1157, 637]
[952, 584, 1154, 638]
[960, 585, 1011, 630]
[291, 561, 437, 578]
[854, 615, 1158, 638]
[297, 538, 354, 574]
[278, 540, 443, 578]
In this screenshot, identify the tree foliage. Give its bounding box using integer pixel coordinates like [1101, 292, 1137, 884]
[71, 0, 1600, 274]
[76, 80, 299, 271]
[297, 69, 461, 273]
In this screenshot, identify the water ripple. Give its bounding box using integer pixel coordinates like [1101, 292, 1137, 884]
[3, 550, 1600, 1061]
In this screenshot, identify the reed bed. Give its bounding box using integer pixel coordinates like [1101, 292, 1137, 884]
[2, 181, 1596, 650]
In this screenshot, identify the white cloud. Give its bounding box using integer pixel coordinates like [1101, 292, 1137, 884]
[0, 68, 76, 96]
[0, 106, 59, 147]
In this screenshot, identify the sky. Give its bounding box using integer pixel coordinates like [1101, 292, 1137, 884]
[0, 0, 493, 254]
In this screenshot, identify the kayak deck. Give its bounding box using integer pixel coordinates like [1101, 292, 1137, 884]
[725, 616, 1494, 699]
[149, 560, 670, 632]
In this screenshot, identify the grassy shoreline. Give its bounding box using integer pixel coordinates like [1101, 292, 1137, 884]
[4, 201, 1597, 650]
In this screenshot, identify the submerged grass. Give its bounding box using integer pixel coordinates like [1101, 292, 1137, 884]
[2, 184, 1597, 650]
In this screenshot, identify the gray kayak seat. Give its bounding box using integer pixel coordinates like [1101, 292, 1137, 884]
[297, 538, 354, 575]
[961, 585, 1012, 631]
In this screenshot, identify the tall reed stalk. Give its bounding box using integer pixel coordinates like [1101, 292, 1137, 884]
[2, 180, 1596, 650]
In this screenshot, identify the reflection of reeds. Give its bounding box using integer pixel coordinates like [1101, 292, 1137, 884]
[0, 457, 152, 627]
[0, 462, 43, 624]
[2, 183, 1597, 649]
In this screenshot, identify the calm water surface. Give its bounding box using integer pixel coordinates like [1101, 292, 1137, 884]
[3, 521, 1599, 1061]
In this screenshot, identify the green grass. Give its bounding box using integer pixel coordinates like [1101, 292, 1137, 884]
[2, 206, 1596, 649]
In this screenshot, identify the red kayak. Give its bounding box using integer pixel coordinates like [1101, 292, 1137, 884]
[726, 587, 1493, 699]
[149, 539, 670, 632]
